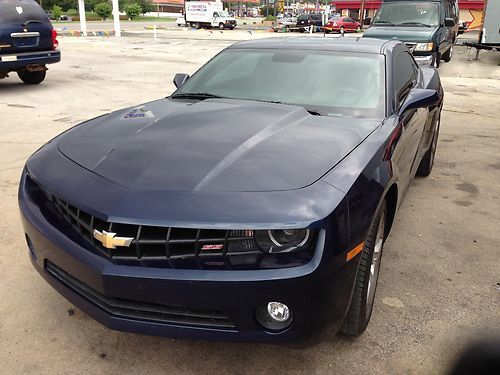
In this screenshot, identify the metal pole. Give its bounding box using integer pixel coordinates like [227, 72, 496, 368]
[112, 0, 121, 37]
[359, 0, 365, 29]
[77, 0, 87, 37]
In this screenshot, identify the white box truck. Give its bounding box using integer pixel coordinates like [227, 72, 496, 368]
[185, 1, 237, 30]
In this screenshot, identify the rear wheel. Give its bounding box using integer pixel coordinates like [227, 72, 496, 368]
[342, 201, 386, 336]
[416, 110, 441, 177]
[194, 22, 201, 29]
[219, 22, 225, 30]
[17, 69, 46, 85]
[442, 46, 453, 62]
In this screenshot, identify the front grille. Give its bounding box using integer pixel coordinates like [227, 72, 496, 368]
[53, 194, 258, 260]
[26, 173, 315, 270]
[46, 261, 236, 330]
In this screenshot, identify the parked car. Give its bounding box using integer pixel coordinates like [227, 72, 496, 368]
[19, 37, 443, 342]
[325, 16, 361, 33]
[273, 17, 297, 32]
[0, 0, 60, 84]
[296, 13, 322, 32]
[176, 16, 186, 26]
[363, 0, 459, 68]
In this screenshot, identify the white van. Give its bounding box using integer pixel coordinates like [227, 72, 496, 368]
[185, 1, 237, 29]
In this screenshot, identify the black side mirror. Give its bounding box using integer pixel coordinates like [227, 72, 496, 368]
[398, 88, 440, 115]
[173, 73, 190, 88]
[444, 17, 455, 27]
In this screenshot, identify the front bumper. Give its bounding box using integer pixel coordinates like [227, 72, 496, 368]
[413, 54, 434, 66]
[19, 176, 358, 342]
[0, 49, 60, 72]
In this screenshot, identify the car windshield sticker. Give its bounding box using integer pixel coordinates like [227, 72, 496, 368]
[123, 107, 155, 119]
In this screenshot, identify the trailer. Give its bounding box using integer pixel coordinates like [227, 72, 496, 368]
[463, 0, 500, 55]
[185, 1, 237, 30]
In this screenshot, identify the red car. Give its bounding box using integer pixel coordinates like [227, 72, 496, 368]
[325, 17, 361, 33]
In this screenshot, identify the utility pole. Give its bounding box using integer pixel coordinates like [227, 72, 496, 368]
[77, 0, 87, 37]
[112, 0, 121, 37]
[359, 0, 366, 29]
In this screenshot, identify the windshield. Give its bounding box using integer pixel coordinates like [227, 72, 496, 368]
[218, 11, 230, 17]
[373, 2, 440, 27]
[298, 15, 309, 21]
[172, 49, 385, 119]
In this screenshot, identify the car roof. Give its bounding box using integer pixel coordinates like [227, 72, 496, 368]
[229, 37, 401, 55]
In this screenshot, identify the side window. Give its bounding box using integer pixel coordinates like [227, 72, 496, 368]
[213, 12, 218, 18]
[394, 51, 417, 107]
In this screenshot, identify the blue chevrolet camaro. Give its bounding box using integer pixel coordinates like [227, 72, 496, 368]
[19, 37, 443, 342]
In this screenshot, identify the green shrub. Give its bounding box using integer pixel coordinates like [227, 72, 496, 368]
[265, 15, 276, 22]
[66, 8, 78, 16]
[242, 22, 246, 25]
[52, 5, 63, 20]
[124, 3, 142, 19]
[95, 2, 112, 20]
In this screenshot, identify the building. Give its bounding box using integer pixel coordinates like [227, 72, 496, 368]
[330, 0, 486, 28]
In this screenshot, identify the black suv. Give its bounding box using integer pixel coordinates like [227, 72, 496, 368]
[296, 13, 323, 32]
[0, 0, 60, 84]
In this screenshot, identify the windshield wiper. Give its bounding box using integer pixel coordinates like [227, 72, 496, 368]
[254, 99, 323, 116]
[373, 20, 397, 26]
[23, 20, 44, 26]
[396, 21, 433, 27]
[171, 92, 224, 100]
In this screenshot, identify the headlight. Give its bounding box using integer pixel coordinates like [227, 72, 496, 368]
[255, 229, 312, 253]
[415, 42, 434, 52]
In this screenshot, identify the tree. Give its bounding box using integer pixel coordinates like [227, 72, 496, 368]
[95, 2, 112, 20]
[52, 5, 63, 20]
[138, 0, 154, 14]
[124, 3, 142, 19]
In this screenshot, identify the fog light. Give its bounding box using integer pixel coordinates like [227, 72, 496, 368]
[267, 302, 290, 322]
[256, 302, 293, 331]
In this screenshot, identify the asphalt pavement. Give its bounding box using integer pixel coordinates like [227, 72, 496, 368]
[0, 34, 499, 374]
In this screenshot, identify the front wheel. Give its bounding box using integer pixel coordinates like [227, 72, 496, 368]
[17, 69, 46, 84]
[342, 200, 386, 336]
[442, 46, 453, 62]
[218, 22, 225, 30]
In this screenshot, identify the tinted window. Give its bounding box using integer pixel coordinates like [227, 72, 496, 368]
[0, 0, 50, 24]
[173, 49, 385, 119]
[298, 15, 309, 21]
[394, 51, 417, 105]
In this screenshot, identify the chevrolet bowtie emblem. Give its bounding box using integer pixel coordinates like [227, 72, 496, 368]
[93, 229, 133, 249]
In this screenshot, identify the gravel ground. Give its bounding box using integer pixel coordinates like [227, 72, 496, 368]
[0, 35, 499, 374]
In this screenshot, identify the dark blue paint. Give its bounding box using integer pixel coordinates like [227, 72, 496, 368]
[18, 38, 443, 342]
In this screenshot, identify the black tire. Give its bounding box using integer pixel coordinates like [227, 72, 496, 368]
[342, 200, 387, 336]
[17, 69, 46, 85]
[416, 109, 441, 177]
[442, 45, 453, 62]
[218, 22, 225, 30]
[194, 22, 201, 29]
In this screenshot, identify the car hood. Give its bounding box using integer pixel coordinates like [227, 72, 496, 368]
[363, 26, 436, 42]
[57, 98, 380, 192]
